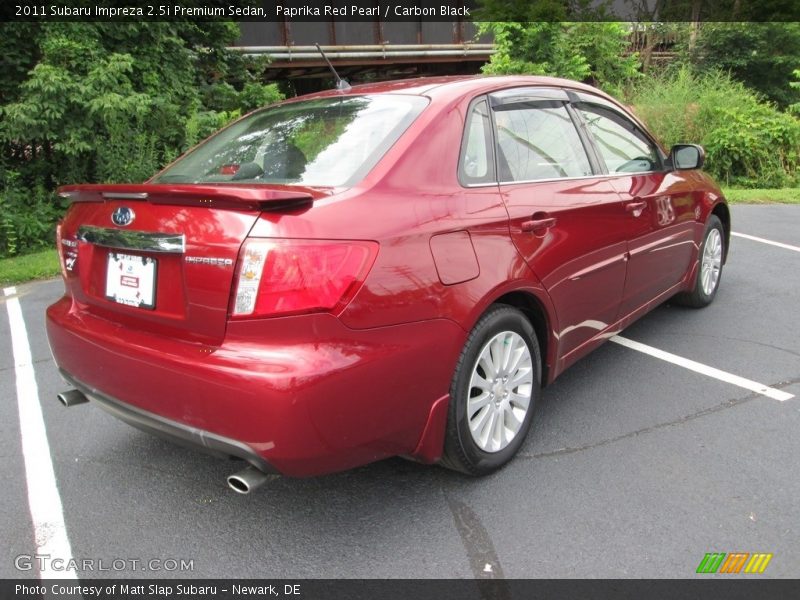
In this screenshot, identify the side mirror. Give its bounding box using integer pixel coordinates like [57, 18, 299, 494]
[669, 144, 705, 170]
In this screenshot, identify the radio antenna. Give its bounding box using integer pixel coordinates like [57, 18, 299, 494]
[315, 43, 351, 92]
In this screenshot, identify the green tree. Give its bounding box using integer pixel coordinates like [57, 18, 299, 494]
[0, 23, 283, 256]
[688, 22, 800, 108]
[791, 69, 800, 114]
[478, 22, 641, 97]
[0, 23, 282, 186]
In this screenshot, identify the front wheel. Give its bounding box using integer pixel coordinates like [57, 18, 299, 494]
[440, 305, 541, 476]
[674, 215, 725, 308]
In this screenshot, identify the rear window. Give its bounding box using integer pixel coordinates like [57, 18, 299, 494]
[152, 95, 428, 188]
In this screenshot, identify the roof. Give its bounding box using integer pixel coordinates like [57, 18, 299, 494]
[293, 74, 621, 107]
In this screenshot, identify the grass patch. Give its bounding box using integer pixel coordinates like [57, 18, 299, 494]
[0, 248, 60, 286]
[722, 188, 800, 204]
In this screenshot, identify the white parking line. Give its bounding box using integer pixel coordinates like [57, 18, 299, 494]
[732, 232, 800, 253]
[610, 335, 794, 402]
[4, 286, 77, 580]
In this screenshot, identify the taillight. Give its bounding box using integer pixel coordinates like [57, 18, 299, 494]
[231, 239, 378, 318]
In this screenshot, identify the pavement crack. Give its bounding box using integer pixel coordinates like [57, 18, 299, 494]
[521, 376, 800, 460]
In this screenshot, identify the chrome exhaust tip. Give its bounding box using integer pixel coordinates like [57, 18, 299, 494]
[227, 466, 275, 495]
[57, 389, 89, 407]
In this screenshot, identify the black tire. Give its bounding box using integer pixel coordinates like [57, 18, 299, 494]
[440, 305, 541, 476]
[674, 215, 725, 308]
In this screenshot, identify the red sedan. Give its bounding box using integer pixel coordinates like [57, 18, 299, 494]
[47, 76, 729, 492]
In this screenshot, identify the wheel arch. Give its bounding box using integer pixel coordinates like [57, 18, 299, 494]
[711, 201, 731, 263]
[486, 289, 555, 386]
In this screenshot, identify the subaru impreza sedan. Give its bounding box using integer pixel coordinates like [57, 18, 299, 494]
[47, 76, 729, 492]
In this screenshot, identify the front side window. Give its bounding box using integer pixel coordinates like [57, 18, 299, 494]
[152, 95, 428, 188]
[494, 102, 593, 182]
[578, 105, 662, 174]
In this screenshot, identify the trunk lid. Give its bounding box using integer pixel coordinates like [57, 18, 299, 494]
[56, 184, 316, 345]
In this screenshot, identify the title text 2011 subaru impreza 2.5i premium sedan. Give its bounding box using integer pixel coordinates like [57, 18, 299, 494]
[47, 76, 729, 493]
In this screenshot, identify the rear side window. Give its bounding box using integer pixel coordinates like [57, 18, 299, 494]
[459, 99, 495, 185]
[494, 103, 593, 182]
[152, 95, 428, 188]
[578, 104, 662, 174]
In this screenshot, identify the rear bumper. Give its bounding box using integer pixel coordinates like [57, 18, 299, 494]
[47, 296, 463, 477]
[60, 369, 276, 473]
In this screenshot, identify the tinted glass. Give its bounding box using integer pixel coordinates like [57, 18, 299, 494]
[579, 105, 662, 174]
[494, 103, 592, 182]
[459, 99, 495, 185]
[153, 95, 428, 188]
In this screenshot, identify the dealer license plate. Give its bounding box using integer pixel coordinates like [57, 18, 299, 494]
[105, 252, 157, 309]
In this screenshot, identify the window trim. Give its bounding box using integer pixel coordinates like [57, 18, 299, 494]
[464, 169, 664, 189]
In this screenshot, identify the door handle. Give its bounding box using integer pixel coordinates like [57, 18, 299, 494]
[521, 215, 556, 233]
[625, 200, 647, 215]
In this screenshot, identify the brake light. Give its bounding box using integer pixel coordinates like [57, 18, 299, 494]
[231, 239, 378, 318]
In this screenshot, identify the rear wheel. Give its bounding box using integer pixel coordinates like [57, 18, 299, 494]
[440, 305, 541, 475]
[674, 215, 725, 308]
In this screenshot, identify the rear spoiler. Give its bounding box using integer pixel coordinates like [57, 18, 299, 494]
[57, 184, 314, 211]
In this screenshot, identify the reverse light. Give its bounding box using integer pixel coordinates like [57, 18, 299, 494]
[231, 238, 379, 318]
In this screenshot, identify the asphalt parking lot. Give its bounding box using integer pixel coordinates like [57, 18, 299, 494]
[2, 204, 798, 580]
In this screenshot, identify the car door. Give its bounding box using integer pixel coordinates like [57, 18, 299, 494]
[573, 97, 700, 318]
[489, 88, 630, 366]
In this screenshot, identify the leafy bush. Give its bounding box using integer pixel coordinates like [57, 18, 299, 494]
[704, 105, 800, 188]
[0, 170, 66, 256]
[630, 66, 800, 188]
